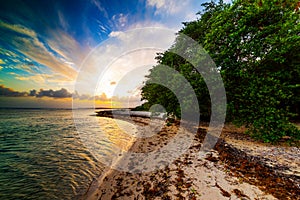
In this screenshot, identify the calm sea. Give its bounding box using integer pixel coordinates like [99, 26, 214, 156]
[0, 108, 133, 200]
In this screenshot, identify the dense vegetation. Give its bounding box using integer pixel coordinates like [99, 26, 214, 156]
[139, 0, 300, 143]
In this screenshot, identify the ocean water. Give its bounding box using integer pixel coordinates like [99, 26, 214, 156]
[0, 109, 133, 200]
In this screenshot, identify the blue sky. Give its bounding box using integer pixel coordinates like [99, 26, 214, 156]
[0, 0, 211, 108]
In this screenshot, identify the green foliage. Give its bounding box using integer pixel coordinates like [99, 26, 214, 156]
[141, 64, 182, 117]
[248, 111, 300, 143]
[202, 0, 300, 142]
[140, 0, 300, 142]
[131, 102, 152, 111]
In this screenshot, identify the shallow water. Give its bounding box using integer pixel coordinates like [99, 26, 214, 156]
[0, 109, 133, 200]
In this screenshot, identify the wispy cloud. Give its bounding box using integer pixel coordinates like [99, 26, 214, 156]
[8, 72, 17, 76]
[0, 20, 78, 80]
[14, 37, 77, 79]
[147, 0, 165, 9]
[0, 20, 36, 37]
[145, 0, 199, 29]
[91, 0, 109, 18]
[0, 48, 19, 58]
[97, 22, 110, 33]
[147, 0, 186, 15]
[15, 74, 46, 83]
[0, 58, 5, 64]
[11, 71, 74, 90]
[112, 13, 128, 29]
[47, 30, 87, 70]
[13, 63, 36, 74]
[57, 10, 69, 30]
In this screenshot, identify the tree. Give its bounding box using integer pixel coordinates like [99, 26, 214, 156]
[141, 0, 300, 142]
[202, 0, 300, 142]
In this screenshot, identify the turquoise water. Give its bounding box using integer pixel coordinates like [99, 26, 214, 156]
[0, 109, 116, 200]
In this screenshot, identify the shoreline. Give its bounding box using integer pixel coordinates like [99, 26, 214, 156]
[81, 114, 300, 200]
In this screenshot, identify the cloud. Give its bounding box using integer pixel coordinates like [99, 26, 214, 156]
[98, 23, 109, 33]
[118, 14, 128, 27]
[47, 30, 86, 70]
[91, 0, 109, 18]
[94, 92, 110, 101]
[147, 0, 183, 15]
[73, 92, 111, 101]
[8, 72, 17, 76]
[145, 0, 199, 29]
[109, 31, 123, 37]
[0, 58, 5, 64]
[29, 89, 37, 97]
[13, 63, 36, 74]
[0, 48, 18, 58]
[6, 69, 74, 92]
[36, 88, 72, 98]
[0, 85, 27, 97]
[147, 0, 165, 8]
[57, 10, 69, 30]
[15, 74, 47, 83]
[73, 92, 93, 100]
[0, 20, 36, 38]
[0, 84, 72, 99]
[13, 36, 77, 80]
[0, 20, 78, 80]
[112, 13, 128, 29]
[0, 84, 141, 108]
[0, 96, 72, 109]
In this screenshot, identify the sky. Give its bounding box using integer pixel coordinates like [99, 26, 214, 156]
[0, 0, 211, 108]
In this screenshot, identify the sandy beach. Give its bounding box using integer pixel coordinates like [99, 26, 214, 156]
[80, 115, 300, 200]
